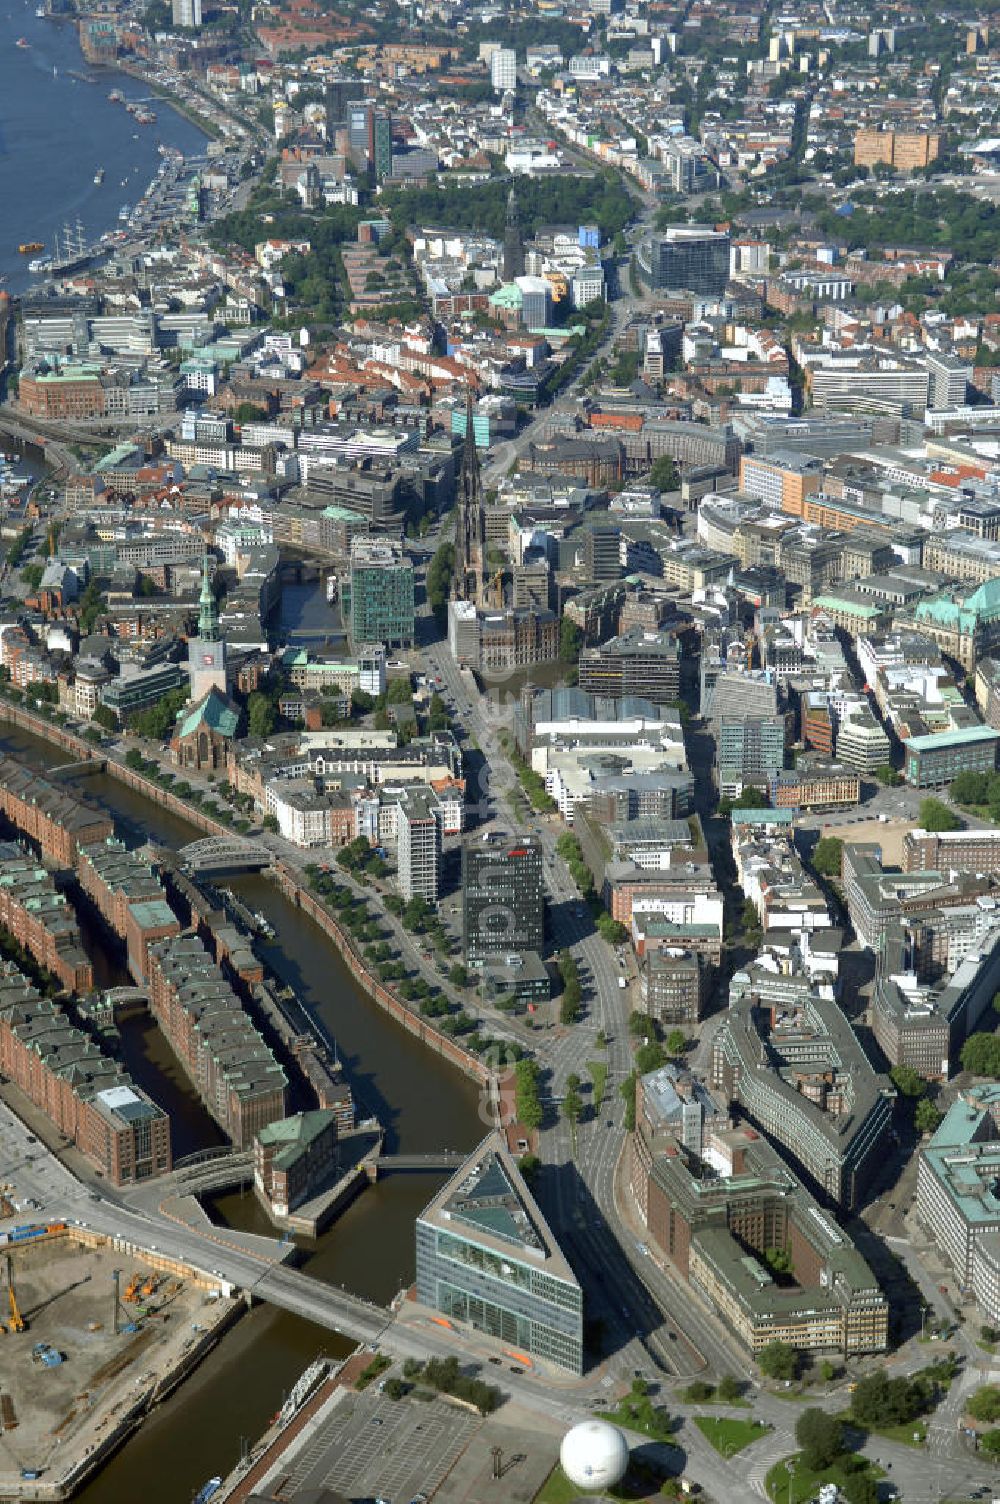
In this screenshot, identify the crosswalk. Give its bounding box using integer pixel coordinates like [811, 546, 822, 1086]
[743, 1428, 796, 1498]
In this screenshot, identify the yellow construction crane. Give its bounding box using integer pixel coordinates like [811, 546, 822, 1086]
[5, 1255, 25, 1334]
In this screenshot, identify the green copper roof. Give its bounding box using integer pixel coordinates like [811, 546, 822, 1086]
[258, 1109, 336, 1169]
[175, 687, 239, 740]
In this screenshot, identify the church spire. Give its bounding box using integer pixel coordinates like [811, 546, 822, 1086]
[502, 185, 525, 281]
[198, 553, 219, 641]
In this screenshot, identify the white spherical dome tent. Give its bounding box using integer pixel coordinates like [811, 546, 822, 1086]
[560, 1419, 629, 1491]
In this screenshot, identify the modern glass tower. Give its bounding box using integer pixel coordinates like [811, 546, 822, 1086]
[415, 1133, 583, 1373]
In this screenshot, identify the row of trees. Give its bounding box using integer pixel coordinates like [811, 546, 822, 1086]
[558, 949, 582, 1025]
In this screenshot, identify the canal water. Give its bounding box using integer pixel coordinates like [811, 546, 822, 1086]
[0, 722, 483, 1503]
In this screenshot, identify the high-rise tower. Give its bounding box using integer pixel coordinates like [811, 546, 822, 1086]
[502, 186, 525, 282]
[451, 390, 486, 605]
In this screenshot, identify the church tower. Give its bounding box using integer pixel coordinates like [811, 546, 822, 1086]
[188, 553, 228, 701]
[502, 186, 525, 282]
[451, 390, 486, 605]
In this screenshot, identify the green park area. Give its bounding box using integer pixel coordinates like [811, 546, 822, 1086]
[694, 1415, 770, 1457]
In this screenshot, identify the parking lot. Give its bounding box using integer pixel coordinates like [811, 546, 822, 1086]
[280, 1386, 478, 1503]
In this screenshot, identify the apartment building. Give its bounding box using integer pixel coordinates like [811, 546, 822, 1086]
[903, 827, 1000, 875]
[834, 705, 891, 773]
[854, 128, 944, 169]
[397, 787, 441, 903]
[642, 947, 704, 1025]
[768, 761, 861, 811]
[717, 715, 786, 796]
[904, 726, 1000, 788]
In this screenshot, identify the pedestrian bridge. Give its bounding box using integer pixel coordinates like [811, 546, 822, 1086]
[377, 1153, 465, 1173]
[179, 836, 273, 874]
[49, 758, 107, 780]
[160, 1149, 254, 1194]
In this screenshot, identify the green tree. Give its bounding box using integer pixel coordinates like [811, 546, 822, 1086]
[263, 814, 279, 833]
[665, 1028, 686, 1057]
[795, 1408, 844, 1470]
[717, 1375, 743, 1403]
[620, 1070, 638, 1130]
[426, 540, 455, 626]
[840, 1476, 879, 1504]
[518, 1152, 540, 1183]
[890, 1064, 926, 1098]
[563, 1084, 583, 1129]
[387, 676, 412, 704]
[980, 1428, 1000, 1455]
[132, 687, 190, 741]
[850, 1369, 923, 1429]
[514, 1057, 543, 1130]
[91, 703, 118, 732]
[967, 1385, 1000, 1423]
[758, 1340, 799, 1380]
[560, 617, 583, 663]
[402, 895, 431, 931]
[875, 764, 902, 786]
[961, 1033, 1000, 1077]
[247, 691, 276, 739]
[812, 836, 844, 877]
[77, 579, 106, 635]
[951, 770, 992, 805]
[647, 454, 679, 492]
[765, 1246, 793, 1276]
[448, 963, 468, 987]
[919, 797, 962, 833]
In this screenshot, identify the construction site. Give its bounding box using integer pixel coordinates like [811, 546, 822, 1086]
[0, 1227, 240, 1499]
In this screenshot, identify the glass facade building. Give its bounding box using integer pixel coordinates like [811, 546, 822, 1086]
[415, 1136, 583, 1374]
[638, 226, 731, 295]
[462, 835, 544, 964]
[347, 538, 415, 647]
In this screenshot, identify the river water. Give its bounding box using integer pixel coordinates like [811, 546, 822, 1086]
[0, 720, 483, 1502]
[0, 4, 207, 293]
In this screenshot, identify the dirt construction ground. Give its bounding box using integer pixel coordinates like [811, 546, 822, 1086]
[0, 1233, 216, 1479]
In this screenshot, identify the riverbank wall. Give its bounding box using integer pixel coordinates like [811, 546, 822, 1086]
[0, 701, 493, 1095]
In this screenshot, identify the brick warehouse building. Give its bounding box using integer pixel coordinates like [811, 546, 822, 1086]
[0, 755, 113, 866]
[0, 960, 171, 1184]
[146, 933, 287, 1146]
[76, 837, 181, 982]
[0, 843, 93, 992]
